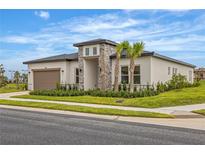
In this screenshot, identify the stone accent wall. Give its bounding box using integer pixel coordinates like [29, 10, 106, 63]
[78, 47, 84, 89]
[98, 44, 113, 90]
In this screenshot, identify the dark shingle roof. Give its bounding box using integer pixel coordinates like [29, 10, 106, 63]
[110, 50, 154, 58]
[73, 38, 117, 47]
[23, 53, 78, 64]
[110, 50, 196, 68]
[23, 50, 195, 68]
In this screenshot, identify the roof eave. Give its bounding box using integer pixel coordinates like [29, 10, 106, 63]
[23, 59, 78, 64]
[152, 53, 196, 68]
[73, 40, 117, 47]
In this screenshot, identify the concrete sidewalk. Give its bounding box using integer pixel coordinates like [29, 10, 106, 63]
[0, 91, 205, 117]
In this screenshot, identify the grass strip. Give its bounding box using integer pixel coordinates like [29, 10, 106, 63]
[0, 99, 174, 118]
[192, 109, 205, 116]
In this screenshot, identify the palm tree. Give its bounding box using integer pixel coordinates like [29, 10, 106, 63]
[127, 41, 145, 92]
[113, 41, 129, 91]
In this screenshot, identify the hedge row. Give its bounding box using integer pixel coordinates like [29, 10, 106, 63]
[30, 88, 158, 98]
[30, 74, 200, 98]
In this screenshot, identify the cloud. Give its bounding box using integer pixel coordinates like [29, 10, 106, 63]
[1, 10, 205, 72]
[44, 13, 149, 34]
[34, 11, 50, 20]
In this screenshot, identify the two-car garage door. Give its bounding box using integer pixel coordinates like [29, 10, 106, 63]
[33, 69, 60, 90]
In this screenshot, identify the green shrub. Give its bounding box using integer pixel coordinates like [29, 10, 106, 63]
[30, 88, 157, 98]
[30, 74, 199, 99]
[156, 74, 200, 93]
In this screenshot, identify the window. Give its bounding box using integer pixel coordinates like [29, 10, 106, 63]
[134, 65, 141, 84]
[121, 66, 129, 84]
[75, 68, 79, 84]
[172, 68, 177, 75]
[175, 68, 178, 74]
[93, 47, 97, 55]
[168, 67, 171, 75]
[85, 48, 89, 56]
[189, 70, 192, 82]
[172, 68, 175, 75]
[201, 73, 203, 79]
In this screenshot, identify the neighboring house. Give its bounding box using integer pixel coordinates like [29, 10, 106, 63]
[23, 39, 195, 90]
[194, 68, 205, 80]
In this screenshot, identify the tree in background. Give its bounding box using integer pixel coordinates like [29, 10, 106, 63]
[21, 73, 28, 84]
[14, 71, 21, 88]
[126, 41, 145, 92]
[0, 64, 7, 87]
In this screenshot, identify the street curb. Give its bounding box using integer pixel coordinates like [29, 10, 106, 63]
[1, 104, 205, 131]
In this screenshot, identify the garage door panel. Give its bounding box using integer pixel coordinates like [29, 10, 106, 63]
[34, 70, 60, 90]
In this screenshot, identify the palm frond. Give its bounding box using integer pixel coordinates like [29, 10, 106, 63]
[132, 41, 145, 58]
[116, 40, 130, 56]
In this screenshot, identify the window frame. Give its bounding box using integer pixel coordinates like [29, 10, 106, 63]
[172, 67, 175, 75]
[175, 68, 178, 74]
[75, 68, 79, 84]
[121, 66, 129, 84]
[93, 47, 97, 55]
[85, 48, 89, 56]
[134, 65, 141, 84]
[189, 70, 192, 82]
[168, 67, 171, 75]
[172, 67, 177, 75]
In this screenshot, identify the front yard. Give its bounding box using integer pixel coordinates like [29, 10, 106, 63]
[0, 84, 25, 93]
[14, 81, 205, 108]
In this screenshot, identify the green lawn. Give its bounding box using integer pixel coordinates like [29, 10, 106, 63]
[0, 99, 173, 118]
[193, 109, 205, 116]
[0, 84, 25, 93]
[14, 81, 205, 108]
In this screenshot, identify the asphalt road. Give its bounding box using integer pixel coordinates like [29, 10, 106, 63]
[0, 108, 205, 145]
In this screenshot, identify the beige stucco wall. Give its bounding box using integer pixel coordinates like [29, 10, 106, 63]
[84, 59, 98, 90]
[150, 57, 194, 84]
[28, 61, 67, 90]
[27, 55, 194, 90]
[66, 60, 79, 84]
[27, 60, 78, 90]
[111, 56, 152, 85]
[82, 44, 100, 57]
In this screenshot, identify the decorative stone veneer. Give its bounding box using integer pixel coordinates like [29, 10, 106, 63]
[98, 44, 113, 90]
[78, 43, 114, 90]
[78, 47, 84, 89]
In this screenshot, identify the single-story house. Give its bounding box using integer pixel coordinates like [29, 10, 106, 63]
[194, 67, 205, 80]
[23, 38, 196, 90]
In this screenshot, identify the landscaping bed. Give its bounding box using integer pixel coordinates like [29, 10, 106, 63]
[30, 74, 199, 98]
[0, 99, 173, 118]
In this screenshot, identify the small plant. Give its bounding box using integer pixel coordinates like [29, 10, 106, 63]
[156, 74, 199, 93]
